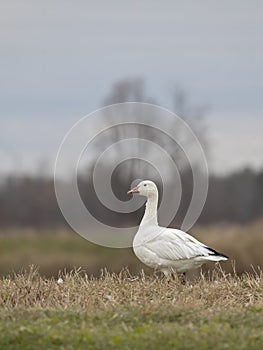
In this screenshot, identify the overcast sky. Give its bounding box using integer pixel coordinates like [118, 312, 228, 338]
[1, 1, 263, 176]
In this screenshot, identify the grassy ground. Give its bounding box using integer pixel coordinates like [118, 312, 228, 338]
[0, 220, 263, 277]
[0, 223, 262, 348]
[0, 266, 262, 349]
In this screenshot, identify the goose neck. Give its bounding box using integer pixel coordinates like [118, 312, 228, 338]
[140, 194, 158, 226]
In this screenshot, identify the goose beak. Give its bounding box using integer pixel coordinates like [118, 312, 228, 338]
[127, 186, 139, 194]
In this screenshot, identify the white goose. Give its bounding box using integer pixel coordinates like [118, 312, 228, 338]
[128, 180, 228, 277]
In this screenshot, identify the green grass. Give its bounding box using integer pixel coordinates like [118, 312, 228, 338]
[0, 307, 262, 350]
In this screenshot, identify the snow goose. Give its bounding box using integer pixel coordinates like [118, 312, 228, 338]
[128, 180, 228, 277]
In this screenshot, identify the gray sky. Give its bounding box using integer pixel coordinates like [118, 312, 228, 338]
[1, 1, 263, 176]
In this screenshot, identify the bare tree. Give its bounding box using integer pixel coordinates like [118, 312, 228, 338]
[95, 78, 208, 179]
[102, 78, 155, 105]
[78, 78, 208, 227]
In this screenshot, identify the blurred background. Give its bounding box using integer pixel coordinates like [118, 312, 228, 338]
[0, 1, 263, 277]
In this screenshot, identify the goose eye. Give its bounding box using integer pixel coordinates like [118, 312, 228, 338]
[144, 184, 147, 187]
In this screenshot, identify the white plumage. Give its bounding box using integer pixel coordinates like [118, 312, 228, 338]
[128, 180, 228, 275]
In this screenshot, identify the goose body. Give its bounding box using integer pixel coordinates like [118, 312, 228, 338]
[128, 180, 228, 275]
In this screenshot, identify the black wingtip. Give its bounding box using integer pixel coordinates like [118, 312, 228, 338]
[207, 247, 229, 259]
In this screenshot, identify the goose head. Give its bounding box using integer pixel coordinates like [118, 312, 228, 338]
[127, 180, 158, 198]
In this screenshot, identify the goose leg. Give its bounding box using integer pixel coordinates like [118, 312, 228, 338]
[179, 272, 186, 285]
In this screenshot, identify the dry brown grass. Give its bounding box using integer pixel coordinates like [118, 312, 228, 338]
[193, 220, 263, 275]
[1, 264, 262, 310]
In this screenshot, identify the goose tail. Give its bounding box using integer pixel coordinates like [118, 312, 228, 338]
[205, 247, 228, 261]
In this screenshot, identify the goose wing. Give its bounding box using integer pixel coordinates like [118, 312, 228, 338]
[147, 228, 218, 261]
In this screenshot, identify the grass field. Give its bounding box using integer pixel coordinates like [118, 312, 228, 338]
[0, 266, 262, 349]
[0, 220, 262, 277]
[0, 222, 262, 349]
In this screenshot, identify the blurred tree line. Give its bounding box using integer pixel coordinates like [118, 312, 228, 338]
[0, 167, 262, 228]
[0, 79, 262, 229]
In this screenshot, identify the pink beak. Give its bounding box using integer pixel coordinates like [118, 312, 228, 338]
[127, 186, 139, 194]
